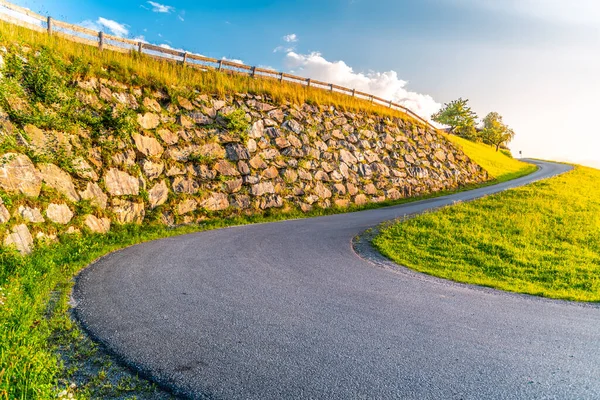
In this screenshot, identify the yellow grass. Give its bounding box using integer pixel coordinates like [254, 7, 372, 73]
[0, 21, 425, 126]
[444, 133, 532, 180]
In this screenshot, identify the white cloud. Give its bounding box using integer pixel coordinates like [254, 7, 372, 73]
[80, 17, 129, 37]
[222, 57, 244, 65]
[274, 34, 298, 53]
[158, 43, 183, 51]
[177, 15, 184, 22]
[273, 46, 295, 53]
[284, 51, 441, 120]
[147, 1, 174, 14]
[283, 33, 298, 43]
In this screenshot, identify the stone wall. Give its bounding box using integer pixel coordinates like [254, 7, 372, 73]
[0, 76, 488, 254]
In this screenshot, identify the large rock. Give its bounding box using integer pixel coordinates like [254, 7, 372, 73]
[214, 160, 240, 176]
[224, 178, 243, 193]
[249, 120, 264, 139]
[258, 194, 283, 209]
[137, 112, 160, 129]
[111, 199, 145, 224]
[249, 156, 267, 170]
[141, 160, 164, 180]
[23, 124, 71, 155]
[283, 119, 303, 134]
[225, 143, 250, 161]
[0, 153, 42, 197]
[143, 97, 162, 113]
[84, 214, 111, 233]
[16, 205, 44, 223]
[172, 177, 199, 194]
[200, 192, 229, 211]
[339, 149, 357, 165]
[177, 96, 195, 111]
[79, 182, 108, 209]
[189, 112, 212, 125]
[4, 224, 34, 254]
[132, 133, 164, 157]
[157, 128, 178, 145]
[46, 203, 74, 224]
[71, 157, 98, 181]
[250, 181, 275, 196]
[314, 182, 332, 199]
[177, 199, 197, 215]
[148, 180, 169, 209]
[104, 168, 139, 196]
[38, 163, 80, 202]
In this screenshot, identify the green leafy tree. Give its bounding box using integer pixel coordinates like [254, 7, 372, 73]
[431, 98, 478, 139]
[480, 112, 515, 151]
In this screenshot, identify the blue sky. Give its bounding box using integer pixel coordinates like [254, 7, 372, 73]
[3, 0, 600, 166]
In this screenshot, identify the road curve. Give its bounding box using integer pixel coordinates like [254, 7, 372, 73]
[74, 160, 600, 399]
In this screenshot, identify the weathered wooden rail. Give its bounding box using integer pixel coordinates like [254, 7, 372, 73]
[0, 0, 435, 129]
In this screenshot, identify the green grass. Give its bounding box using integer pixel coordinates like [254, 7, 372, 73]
[374, 165, 600, 302]
[444, 133, 535, 181]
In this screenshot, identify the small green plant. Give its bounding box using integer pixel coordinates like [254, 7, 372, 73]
[100, 107, 137, 139]
[187, 152, 215, 165]
[221, 108, 250, 142]
[23, 47, 65, 105]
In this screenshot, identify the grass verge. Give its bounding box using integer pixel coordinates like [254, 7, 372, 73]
[373, 165, 600, 302]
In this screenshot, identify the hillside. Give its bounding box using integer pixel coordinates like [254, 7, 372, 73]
[444, 133, 536, 181]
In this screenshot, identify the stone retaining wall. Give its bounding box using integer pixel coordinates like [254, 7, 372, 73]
[0, 76, 488, 254]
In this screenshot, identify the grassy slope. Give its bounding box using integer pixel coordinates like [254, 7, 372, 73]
[444, 134, 536, 181]
[374, 165, 600, 302]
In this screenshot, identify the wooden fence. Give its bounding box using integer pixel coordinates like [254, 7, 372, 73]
[0, 0, 436, 130]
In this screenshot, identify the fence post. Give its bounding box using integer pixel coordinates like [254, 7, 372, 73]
[329, 84, 333, 92]
[217, 60, 223, 71]
[251, 66, 256, 78]
[306, 78, 311, 88]
[47, 16, 52, 35]
[182, 52, 188, 65]
[279, 72, 284, 83]
[389, 99, 393, 108]
[137, 41, 143, 53]
[369, 95, 373, 104]
[98, 31, 104, 51]
[352, 89, 356, 97]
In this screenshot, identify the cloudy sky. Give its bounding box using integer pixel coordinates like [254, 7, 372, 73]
[2, 0, 599, 166]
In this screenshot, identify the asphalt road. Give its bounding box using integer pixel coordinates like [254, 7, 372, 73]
[73, 160, 600, 399]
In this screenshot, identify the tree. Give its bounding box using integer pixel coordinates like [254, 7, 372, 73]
[431, 98, 478, 139]
[480, 112, 515, 151]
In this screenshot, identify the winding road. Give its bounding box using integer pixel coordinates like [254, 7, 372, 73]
[73, 160, 600, 399]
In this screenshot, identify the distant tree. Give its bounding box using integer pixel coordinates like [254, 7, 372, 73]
[480, 112, 515, 151]
[431, 98, 478, 140]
